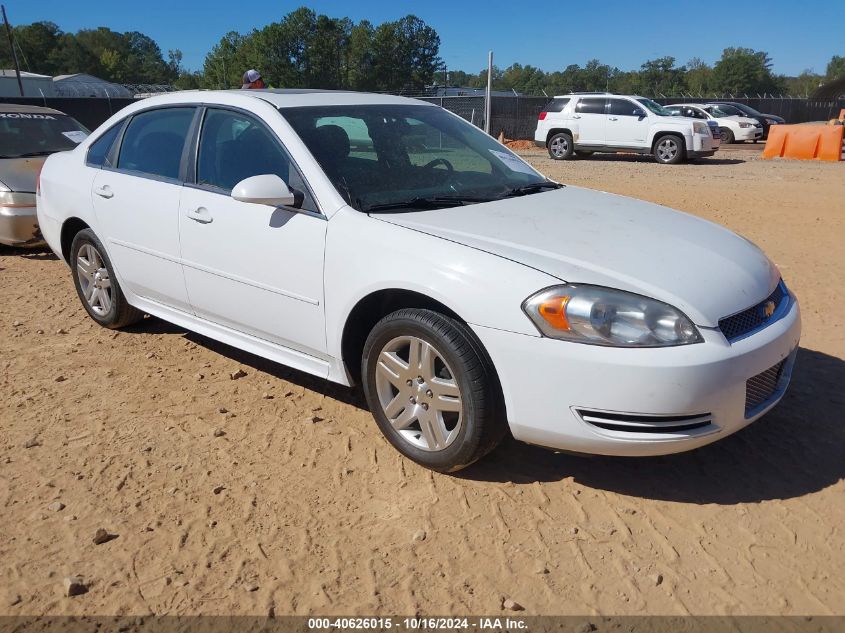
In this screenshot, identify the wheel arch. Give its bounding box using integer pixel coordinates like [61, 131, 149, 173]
[651, 131, 687, 155]
[59, 217, 91, 263]
[546, 127, 574, 145]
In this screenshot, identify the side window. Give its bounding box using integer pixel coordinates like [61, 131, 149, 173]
[86, 123, 122, 167]
[689, 108, 706, 119]
[545, 98, 570, 112]
[315, 116, 376, 161]
[576, 98, 607, 115]
[197, 108, 318, 213]
[608, 99, 642, 116]
[117, 108, 194, 180]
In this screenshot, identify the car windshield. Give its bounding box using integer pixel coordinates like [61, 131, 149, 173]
[281, 104, 551, 212]
[0, 111, 89, 158]
[635, 98, 674, 116]
[730, 103, 762, 116]
[707, 105, 742, 118]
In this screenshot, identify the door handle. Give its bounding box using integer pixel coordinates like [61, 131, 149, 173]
[94, 185, 113, 199]
[572, 115, 582, 119]
[185, 207, 213, 224]
[608, 116, 619, 121]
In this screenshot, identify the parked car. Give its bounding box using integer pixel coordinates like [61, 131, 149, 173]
[0, 104, 89, 247]
[665, 103, 763, 144]
[534, 93, 720, 164]
[706, 102, 785, 138]
[37, 90, 800, 472]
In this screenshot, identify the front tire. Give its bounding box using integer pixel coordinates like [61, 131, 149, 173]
[361, 309, 506, 472]
[70, 229, 143, 329]
[547, 132, 574, 160]
[653, 134, 685, 164]
[720, 128, 735, 144]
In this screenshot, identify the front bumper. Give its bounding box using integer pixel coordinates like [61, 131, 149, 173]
[472, 297, 801, 456]
[735, 127, 763, 141]
[0, 202, 43, 247]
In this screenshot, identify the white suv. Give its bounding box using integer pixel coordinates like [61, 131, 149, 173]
[535, 93, 720, 164]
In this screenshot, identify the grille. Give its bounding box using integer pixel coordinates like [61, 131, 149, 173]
[719, 282, 787, 342]
[745, 359, 787, 415]
[576, 409, 714, 434]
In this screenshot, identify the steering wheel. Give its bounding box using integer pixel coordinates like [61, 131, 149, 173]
[422, 157, 455, 172]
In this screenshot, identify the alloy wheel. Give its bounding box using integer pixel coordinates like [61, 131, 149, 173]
[373, 335, 463, 452]
[76, 243, 113, 316]
[657, 138, 679, 162]
[550, 136, 568, 158]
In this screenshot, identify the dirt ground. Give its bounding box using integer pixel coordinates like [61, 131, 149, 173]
[1, 148, 844, 617]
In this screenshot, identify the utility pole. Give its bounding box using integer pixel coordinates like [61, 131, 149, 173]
[1, 4, 24, 96]
[484, 50, 493, 135]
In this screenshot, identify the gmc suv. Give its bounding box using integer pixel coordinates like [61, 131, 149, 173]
[534, 93, 720, 164]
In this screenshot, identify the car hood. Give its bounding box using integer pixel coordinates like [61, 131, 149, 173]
[0, 156, 47, 192]
[373, 187, 779, 327]
[723, 116, 760, 125]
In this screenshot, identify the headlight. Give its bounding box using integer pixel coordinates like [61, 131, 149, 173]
[739, 122, 752, 128]
[765, 118, 779, 125]
[522, 285, 703, 347]
[693, 122, 710, 134]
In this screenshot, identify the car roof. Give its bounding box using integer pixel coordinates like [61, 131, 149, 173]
[0, 103, 68, 116]
[552, 93, 647, 99]
[152, 88, 436, 109]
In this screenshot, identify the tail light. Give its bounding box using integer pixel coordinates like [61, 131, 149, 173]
[538, 112, 547, 120]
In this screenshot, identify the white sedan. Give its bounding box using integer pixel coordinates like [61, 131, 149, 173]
[666, 103, 764, 143]
[36, 90, 800, 472]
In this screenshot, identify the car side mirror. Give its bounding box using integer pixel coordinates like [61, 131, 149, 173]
[632, 108, 646, 118]
[231, 174, 296, 208]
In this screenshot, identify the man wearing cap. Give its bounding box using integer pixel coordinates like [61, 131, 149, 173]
[242, 69, 267, 89]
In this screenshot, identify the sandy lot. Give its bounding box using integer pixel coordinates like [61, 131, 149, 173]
[1, 148, 843, 616]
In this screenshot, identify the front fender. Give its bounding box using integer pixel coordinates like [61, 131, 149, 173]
[323, 207, 558, 360]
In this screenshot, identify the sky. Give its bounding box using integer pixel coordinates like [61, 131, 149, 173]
[5, 0, 838, 77]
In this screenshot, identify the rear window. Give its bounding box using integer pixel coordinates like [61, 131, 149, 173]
[0, 111, 89, 158]
[544, 98, 570, 112]
[117, 107, 195, 180]
[576, 98, 606, 114]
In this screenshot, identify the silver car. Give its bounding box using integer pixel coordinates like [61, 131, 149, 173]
[1, 104, 89, 246]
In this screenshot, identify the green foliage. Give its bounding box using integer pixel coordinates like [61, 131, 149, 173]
[200, 8, 440, 92]
[711, 47, 784, 96]
[826, 55, 845, 81]
[0, 21, 178, 83]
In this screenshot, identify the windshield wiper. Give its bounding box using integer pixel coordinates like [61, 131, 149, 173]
[501, 181, 564, 197]
[1, 150, 56, 159]
[364, 195, 494, 213]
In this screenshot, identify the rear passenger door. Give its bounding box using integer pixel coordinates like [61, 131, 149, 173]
[572, 98, 607, 145]
[606, 98, 650, 147]
[90, 106, 195, 312]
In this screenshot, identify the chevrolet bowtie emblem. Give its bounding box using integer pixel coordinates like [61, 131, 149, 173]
[763, 300, 776, 319]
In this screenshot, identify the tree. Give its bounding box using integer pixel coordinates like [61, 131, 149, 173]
[685, 57, 712, 96]
[711, 47, 784, 96]
[826, 55, 845, 81]
[637, 56, 687, 96]
[370, 15, 440, 92]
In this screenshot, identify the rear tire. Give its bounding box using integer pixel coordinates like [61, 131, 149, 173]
[70, 229, 143, 329]
[361, 309, 506, 473]
[547, 132, 574, 160]
[653, 134, 685, 165]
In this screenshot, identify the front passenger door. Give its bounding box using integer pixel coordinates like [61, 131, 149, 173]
[606, 98, 650, 147]
[178, 107, 329, 371]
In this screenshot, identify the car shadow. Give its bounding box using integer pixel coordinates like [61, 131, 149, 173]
[120, 317, 843, 503]
[572, 154, 746, 166]
[0, 245, 59, 260]
[457, 347, 845, 504]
